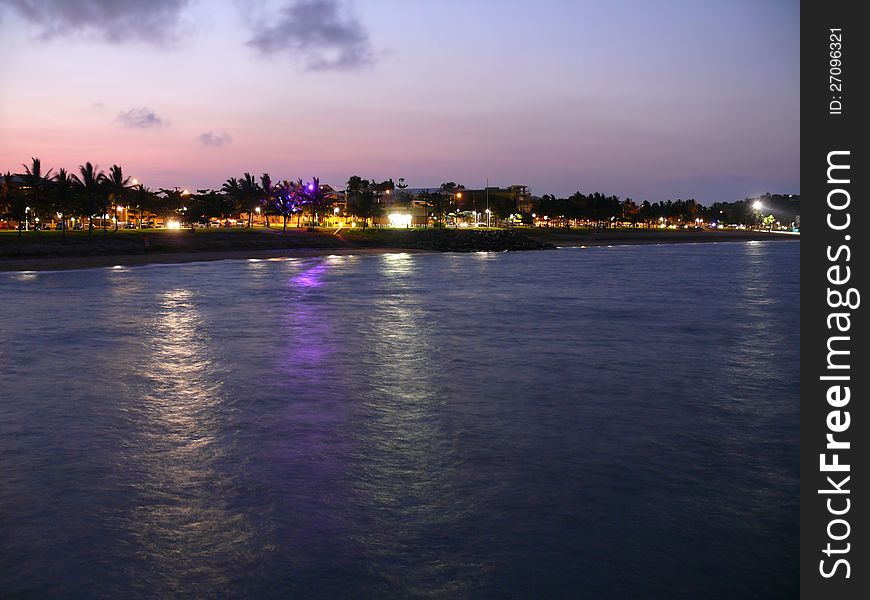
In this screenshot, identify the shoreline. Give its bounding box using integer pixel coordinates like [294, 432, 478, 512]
[0, 246, 425, 273]
[0, 229, 797, 273]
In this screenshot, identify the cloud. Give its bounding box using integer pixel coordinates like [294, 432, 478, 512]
[198, 132, 232, 147]
[246, 0, 375, 71]
[115, 107, 164, 129]
[0, 0, 191, 43]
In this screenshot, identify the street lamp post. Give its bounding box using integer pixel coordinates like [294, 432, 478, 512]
[25, 206, 30, 231]
[485, 208, 491, 228]
[752, 200, 763, 229]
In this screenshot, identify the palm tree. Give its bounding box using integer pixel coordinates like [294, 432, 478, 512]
[52, 169, 76, 237]
[238, 173, 261, 228]
[104, 165, 131, 232]
[260, 173, 277, 228]
[132, 184, 157, 228]
[1, 172, 21, 232]
[305, 177, 328, 228]
[72, 162, 105, 235]
[20, 157, 53, 234]
[274, 179, 303, 233]
[221, 177, 242, 225]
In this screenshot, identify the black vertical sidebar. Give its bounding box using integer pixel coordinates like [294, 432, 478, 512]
[801, 1, 867, 598]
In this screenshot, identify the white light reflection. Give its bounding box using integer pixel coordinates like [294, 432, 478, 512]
[345, 253, 479, 593]
[125, 287, 254, 595]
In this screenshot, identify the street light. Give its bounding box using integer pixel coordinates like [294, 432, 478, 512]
[25, 206, 30, 231]
[751, 200, 764, 229]
[485, 208, 491, 228]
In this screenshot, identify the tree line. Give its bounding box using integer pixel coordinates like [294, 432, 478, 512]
[533, 192, 800, 228]
[1, 157, 799, 234]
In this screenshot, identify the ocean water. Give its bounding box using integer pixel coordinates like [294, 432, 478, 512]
[0, 241, 799, 599]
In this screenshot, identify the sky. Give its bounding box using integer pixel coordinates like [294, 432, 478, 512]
[0, 0, 799, 202]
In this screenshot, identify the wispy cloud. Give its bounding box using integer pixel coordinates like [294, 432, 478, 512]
[0, 0, 191, 43]
[115, 107, 164, 129]
[246, 0, 375, 71]
[198, 131, 232, 147]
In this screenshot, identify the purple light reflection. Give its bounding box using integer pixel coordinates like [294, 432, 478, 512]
[290, 262, 329, 288]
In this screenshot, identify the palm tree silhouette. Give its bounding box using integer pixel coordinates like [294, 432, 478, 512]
[260, 173, 277, 228]
[104, 165, 132, 232]
[2, 172, 21, 233]
[238, 173, 261, 228]
[305, 177, 327, 228]
[20, 157, 53, 234]
[52, 168, 75, 237]
[221, 177, 241, 225]
[132, 184, 156, 229]
[72, 162, 106, 235]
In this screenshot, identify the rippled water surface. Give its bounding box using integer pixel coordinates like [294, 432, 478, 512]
[1, 242, 799, 599]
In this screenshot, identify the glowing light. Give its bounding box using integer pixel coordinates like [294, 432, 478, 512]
[308, 183, 314, 191]
[388, 213, 412, 227]
[753, 200, 763, 210]
[131, 178, 139, 186]
[333, 207, 340, 215]
[167, 219, 182, 230]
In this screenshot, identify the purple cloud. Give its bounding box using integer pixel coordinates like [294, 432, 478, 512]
[0, 0, 191, 43]
[198, 131, 232, 147]
[115, 107, 164, 129]
[246, 0, 375, 71]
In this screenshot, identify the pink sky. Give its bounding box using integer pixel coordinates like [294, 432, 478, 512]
[0, 0, 799, 201]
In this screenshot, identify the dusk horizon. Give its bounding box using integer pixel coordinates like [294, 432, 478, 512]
[1, 0, 799, 202]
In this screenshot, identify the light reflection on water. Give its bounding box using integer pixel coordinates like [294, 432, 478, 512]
[0, 242, 799, 599]
[121, 287, 255, 596]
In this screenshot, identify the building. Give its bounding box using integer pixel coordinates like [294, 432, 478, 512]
[452, 185, 532, 215]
